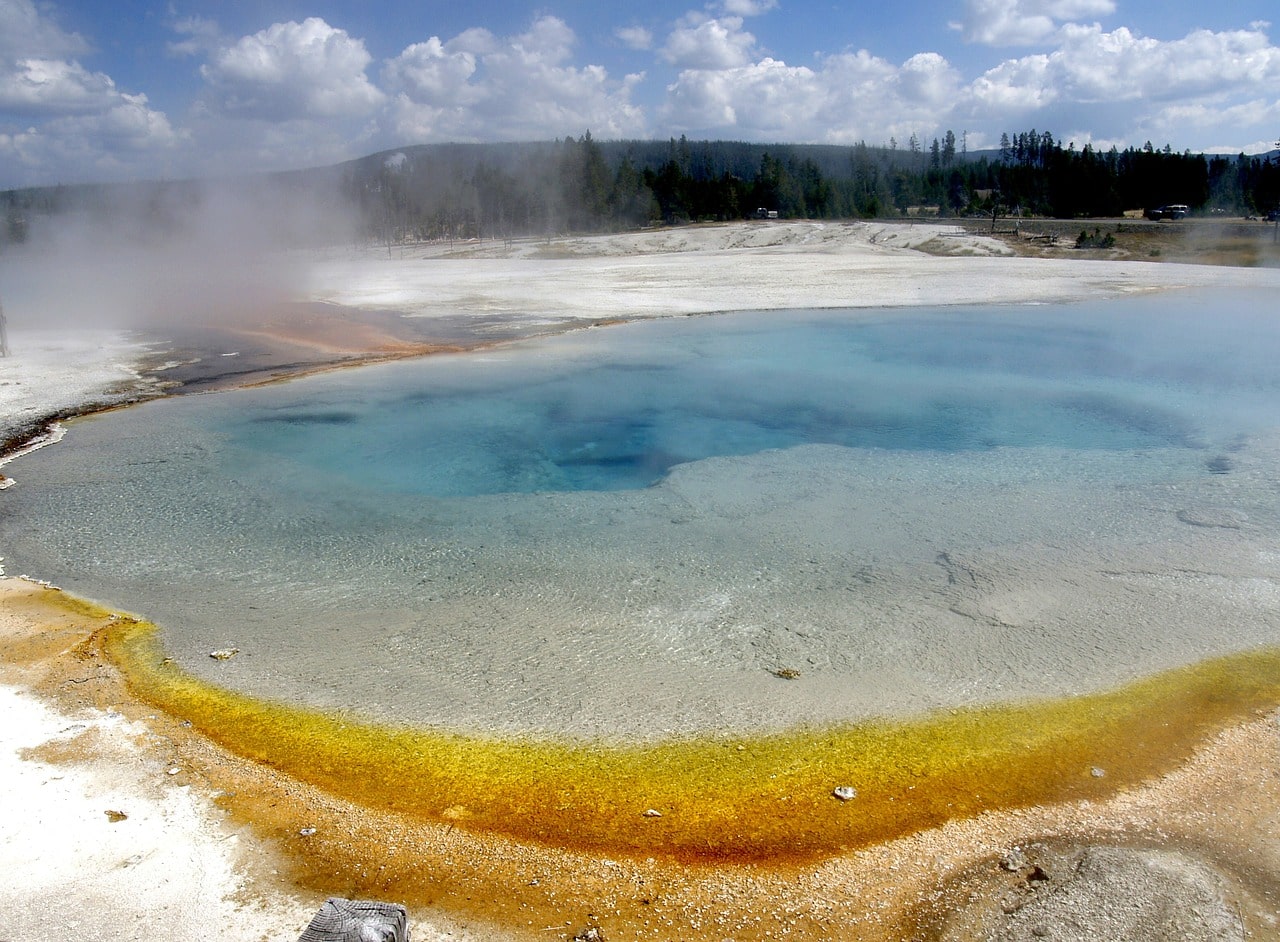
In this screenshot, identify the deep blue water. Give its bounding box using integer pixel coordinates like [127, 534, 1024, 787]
[207, 295, 1278, 496]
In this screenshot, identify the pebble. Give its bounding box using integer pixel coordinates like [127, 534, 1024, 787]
[832, 786, 857, 802]
[1000, 847, 1029, 872]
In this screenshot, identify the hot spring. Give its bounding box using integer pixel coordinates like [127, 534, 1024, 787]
[4, 292, 1280, 739]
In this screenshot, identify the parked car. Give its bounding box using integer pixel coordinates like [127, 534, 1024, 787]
[1145, 204, 1189, 221]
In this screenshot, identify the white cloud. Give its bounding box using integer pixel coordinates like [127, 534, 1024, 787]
[4, 0, 1279, 187]
[615, 26, 654, 51]
[0, 92, 182, 181]
[972, 24, 1280, 111]
[47, 92, 182, 150]
[1076, 97, 1280, 158]
[661, 14, 759, 70]
[969, 54, 1055, 110]
[721, 0, 779, 15]
[0, 0, 89, 60]
[512, 15, 576, 64]
[0, 57, 118, 115]
[167, 15, 225, 59]
[383, 36, 482, 107]
[897, 52, 961, 105]
[953, 0, 1116, 46]
[0, 1, 180, 183]
[385, 16, 647, 142]
[957, 21, 1280, 155]
[662, 58, 814, 131]
[200, 18, 385, 120]
[662, 46, 966, 145]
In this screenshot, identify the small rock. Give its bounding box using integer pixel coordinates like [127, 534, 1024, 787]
[209, 648, 239, 660]
[166, 767, 181, 776]
[771, 667, 801, 679]
[104, 809, 128, 823]
[299, 827, 317, 836]
[832, 786, 857, 801]
[1000, 889, 1028, 914]
[1001, 847, 1029, 872]
[1090, 766, 1106, 778]
[642, 809, 662, 818]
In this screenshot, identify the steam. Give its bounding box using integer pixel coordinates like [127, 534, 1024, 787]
[0, 176, 362, 332]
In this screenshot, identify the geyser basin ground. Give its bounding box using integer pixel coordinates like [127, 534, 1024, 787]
[3, 292, 1280, 740]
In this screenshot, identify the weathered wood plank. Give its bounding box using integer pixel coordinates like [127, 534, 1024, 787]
[297, 897, 409, 942]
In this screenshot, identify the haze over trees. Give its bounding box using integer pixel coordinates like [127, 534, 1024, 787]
[3, 131, 1279, 249]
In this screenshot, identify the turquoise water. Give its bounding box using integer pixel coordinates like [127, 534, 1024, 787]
[4, 292, 1280, 737]
[215, 303, 1262, 496]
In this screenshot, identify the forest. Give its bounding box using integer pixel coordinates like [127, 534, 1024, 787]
[332, 132, 1280, 245]
[3, 130, 1279, 247]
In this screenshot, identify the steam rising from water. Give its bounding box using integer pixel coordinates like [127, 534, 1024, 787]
[0, 177, 360, 330]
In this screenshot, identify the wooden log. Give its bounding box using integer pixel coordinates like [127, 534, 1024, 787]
[297, 897, 409, 942]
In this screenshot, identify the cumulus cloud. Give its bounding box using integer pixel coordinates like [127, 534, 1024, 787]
[659, 15, 1280, 153]
[662, 58, 813, 131]
[958, 21, 1280, 154]
[384, 16, 646, 142]
[662, 46, 964, 145]
[615, 25, 654, 51]
[0, 0, 179, 183]
[953, 0, 1116, 46]
[1149, 98, 1280, 153]
[44, 93, 181, 150]
[661, 14, 759, 70]
[200, 18, 385, 120]
[382, 36, 482, 107]
[972, 23, 1280, 111]
[0, 57, 119, 115]
[0, 92, 182, 182]
[4, 0, 1280, 188]
[721, 0, 779, 15]
[0, 0, 88, 60]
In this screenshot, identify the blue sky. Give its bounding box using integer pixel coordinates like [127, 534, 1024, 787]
[2, 0, 1278, 187]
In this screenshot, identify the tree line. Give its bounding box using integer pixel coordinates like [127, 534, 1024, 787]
[3, 131, 1279, 248]
[339, 131, 1280, 243]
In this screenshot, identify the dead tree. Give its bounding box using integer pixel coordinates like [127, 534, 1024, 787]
[297, 898, 408, 942]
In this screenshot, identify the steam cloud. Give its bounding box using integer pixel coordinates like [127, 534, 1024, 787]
[0, 177, 361, 332]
